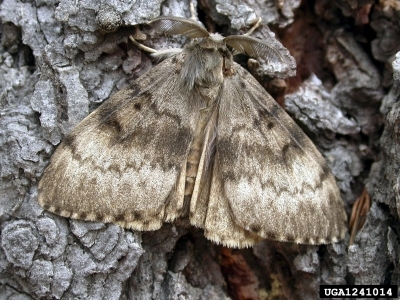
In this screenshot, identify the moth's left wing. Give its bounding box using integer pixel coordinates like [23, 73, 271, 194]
[38, 55, 199, 230]
[201, 64, 347, 247]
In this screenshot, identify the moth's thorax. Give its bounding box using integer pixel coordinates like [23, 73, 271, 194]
[179, 34, 234, 95]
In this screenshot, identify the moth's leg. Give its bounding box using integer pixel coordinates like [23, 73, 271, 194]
[231, 17, 263, 57]
[129, 36, 157, 53]
[190, 2, 196, 20]
[243, 17, 262, 36]
[129, 35, 183, 59]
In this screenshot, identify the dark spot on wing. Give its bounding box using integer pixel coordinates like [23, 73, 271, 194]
[283, 121, 310, 151]
[250, 224, 261, 233]
[267, 122, 274, 129]
[103, 114, 123, 133]
[98, 103, 122, 130]
[267, 232, 278, 240]
[61, 132, 90, 160]
[43, 204, 50, 210]
[93, 213, 102, 220]
[134, 103, 142, 111]
[133, 211, 142, 220]
[321, 164, 332, 181]
[253, 118, 261, 127]
[128, 83, 141, 98]
[63, 134, 76, 148]
[79, 212, 87, 219]
[282, 143, 290, 157]
[284, 234, 295, 243]
[114, 214, 126, 222]
[315, 163, 333, 189]
[53, 207, 61, 215]
[88, 177, 98, 186]
[108, 163, 123, 177]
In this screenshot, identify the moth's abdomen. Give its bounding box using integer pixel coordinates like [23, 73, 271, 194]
[184, 109, 212, 200]
[184, 137, 202, 198]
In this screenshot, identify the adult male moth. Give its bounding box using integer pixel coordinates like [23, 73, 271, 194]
[38, 16, 348, 248]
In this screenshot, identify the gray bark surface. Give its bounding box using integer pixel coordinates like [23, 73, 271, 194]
[0, 0, 399, 299]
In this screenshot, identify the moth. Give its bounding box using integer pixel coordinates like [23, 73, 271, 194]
[38, 16, 348, 248]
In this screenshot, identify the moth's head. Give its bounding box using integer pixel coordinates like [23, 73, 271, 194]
[196, 33, 225, 50]
[187, 33, 231, 58]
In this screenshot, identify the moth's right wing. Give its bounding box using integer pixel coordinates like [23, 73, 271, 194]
[38, 55, 200, 230]
[190, 64, 347, 248]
